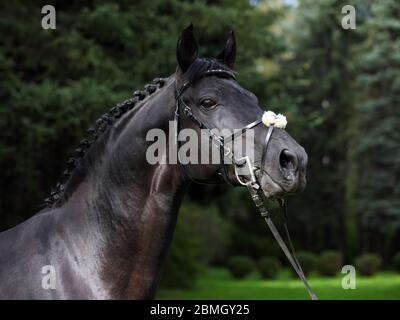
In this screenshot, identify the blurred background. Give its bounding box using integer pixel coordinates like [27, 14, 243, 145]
[0, 0, 399, 299]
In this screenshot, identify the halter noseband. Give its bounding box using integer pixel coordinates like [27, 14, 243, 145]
[174, 70, 318, 300]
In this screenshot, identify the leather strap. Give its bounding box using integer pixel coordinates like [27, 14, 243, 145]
[246, 185, 318, 300]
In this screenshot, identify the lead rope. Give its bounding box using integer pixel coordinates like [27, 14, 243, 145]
[278, 199, 309, 283]
[246, 184, 318, 300]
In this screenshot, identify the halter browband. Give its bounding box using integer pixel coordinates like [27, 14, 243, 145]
[174, 70, 318, 300]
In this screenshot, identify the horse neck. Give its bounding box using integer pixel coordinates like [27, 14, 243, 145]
[59, 76, 188, 298]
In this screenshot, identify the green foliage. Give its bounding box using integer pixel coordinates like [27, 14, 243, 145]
[184, 202, 231, 264]
[355, 254, 382, 276]
[257, 257, 281, 279]
[279, 0, 367, 261]
[160, 206, 203, 289]
[291, 251, 318, 276]
[317, 250, 343, 277]
[227, 256, 255, 279]
[161, 201, 231, 288]
[228, 226, 282, 260]
[355, 0, 400, 237]
[392, 253, 400, 272]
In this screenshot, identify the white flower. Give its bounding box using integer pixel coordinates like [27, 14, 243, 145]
[261, 111, 287, 129]
[262, 111, 277, 127]
[274, 114, 287, 129]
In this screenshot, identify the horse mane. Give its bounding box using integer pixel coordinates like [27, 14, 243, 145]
[43, 77, 168, 208]
[43, 58, 230, 208]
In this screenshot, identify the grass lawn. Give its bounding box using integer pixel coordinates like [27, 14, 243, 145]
[157, 268, 400, 300]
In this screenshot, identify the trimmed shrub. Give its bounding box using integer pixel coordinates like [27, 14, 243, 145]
[227, 256, 255, 279]
[317, 250, 343, 276]
[291, 251, 318, 276]
[258, 257, 281, 279]
[355, 254, 382, 276]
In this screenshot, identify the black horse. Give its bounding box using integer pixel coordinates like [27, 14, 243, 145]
[0, 25, 307, 299]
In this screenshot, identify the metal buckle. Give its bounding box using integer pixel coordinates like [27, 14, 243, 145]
[184, 106, 191, 116]
[234, 156, 259, 188]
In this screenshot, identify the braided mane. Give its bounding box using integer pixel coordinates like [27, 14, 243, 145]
[43, 77, 168, 208]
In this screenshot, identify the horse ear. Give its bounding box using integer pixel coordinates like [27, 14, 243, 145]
[176, 23, 198, 73]
[216, 30, 236, 69]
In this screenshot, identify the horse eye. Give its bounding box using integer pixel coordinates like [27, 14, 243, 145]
[200, 98, 217, 109]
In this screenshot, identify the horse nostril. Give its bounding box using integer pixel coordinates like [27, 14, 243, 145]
[279, 149, 298, 172]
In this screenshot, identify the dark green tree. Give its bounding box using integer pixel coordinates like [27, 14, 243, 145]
[279, 0, 365, 260]
[355, 0, 400, 259]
